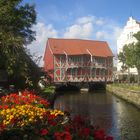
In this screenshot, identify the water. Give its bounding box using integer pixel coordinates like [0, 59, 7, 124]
[54, 91, 140, 140]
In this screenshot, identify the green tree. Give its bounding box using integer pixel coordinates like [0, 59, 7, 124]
[118, 47, 127, 72]
[118, 31, 140, 85]
[133, 31, 140, 85]
[118, 45, 129, 83]
[0, 0, 39, 88]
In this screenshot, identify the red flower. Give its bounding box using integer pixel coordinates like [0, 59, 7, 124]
[0, 124, 6, 132]
[10, 118, 18, 125]
[79, 127, 90, 137]
[40, 99, 50, 106]
[94, 129, 105, 140]
[48, 114, 56, 120]
[64, 125, 71, 132]
[105, 136, 113, 140]
[3, 105, 8, 109]
[64, 131, 72, 140]
[54, 131, 72, 140]
[0, 92, 49, 109]
[40, 129, 48, 136]
[54, 132, 63, 140]
[48, 120, 57, 126]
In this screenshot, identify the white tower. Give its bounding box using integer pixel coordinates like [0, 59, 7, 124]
[117, 17, 140, 75]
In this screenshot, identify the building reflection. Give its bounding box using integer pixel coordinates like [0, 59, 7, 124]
[54, 91, 113, 133]
[54, 91, 140, 139]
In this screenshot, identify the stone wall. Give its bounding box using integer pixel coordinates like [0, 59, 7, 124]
[107, 85, 140, 109]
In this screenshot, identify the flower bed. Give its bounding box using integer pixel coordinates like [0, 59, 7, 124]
[0, 91, 50, 109]
[0, 90, 113, 140]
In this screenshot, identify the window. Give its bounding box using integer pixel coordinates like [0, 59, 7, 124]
[91, 69, 95, 77]
[101, 69, 105, 76]
[127, 32, 133, 39]
[127, 34, 129, 39]
[130, 32, 133, 39]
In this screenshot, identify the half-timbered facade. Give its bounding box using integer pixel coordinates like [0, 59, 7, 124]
[44, 38, 113, 84]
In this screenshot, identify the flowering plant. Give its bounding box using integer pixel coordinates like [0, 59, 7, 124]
[0, 91, 113, 140]
[0, 103, 64, 139]
[0, 105, 64, 128]
[60, 115, 113, 140]
[0, 91, 49, 109]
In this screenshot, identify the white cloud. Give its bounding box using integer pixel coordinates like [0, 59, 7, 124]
[113, 27, 122, 39]
[77, 16, 94, 24]
[64, 16, 94, 38]
[76, 16, 104, 26]
[27, 22, 58, 66]
[95, 26, 122, 41]
[96, 31, 106, 39]
[95, 20, 122, 53]
[63, 16, 109, 39]
[64, 22, 93, 38]
[95, 18, 105, 26]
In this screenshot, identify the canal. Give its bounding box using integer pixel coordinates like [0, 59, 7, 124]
[54, 90, 140, 140]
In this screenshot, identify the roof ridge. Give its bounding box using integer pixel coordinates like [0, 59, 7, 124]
[46, 38, 113, 57]
[48, 38, 107, 43]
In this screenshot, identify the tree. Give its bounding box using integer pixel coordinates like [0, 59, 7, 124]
[0, 0, 39, 88]
[118, 31, 140, 85]
[118, 47, 127, 72]
[0, 0, 36, 46]
[118, 45, 130, 83]
[133, 31, 140, 85]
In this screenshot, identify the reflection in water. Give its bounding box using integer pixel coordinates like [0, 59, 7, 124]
[113, 98, 140, 140]
[54, 91, 140, 140]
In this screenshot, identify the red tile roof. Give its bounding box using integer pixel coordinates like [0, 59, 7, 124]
[48, 38, 113, 57]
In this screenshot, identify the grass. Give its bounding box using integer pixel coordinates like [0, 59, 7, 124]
[111, 83, 140, 91]
[43, 86, 55, 93]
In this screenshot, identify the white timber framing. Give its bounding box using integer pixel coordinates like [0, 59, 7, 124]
[54, 55, 60, 82]
[87, 49, 93, 78]
[53, 53, 112, 82]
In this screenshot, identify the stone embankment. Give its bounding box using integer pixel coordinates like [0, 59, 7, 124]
[107, 85, 140, 109]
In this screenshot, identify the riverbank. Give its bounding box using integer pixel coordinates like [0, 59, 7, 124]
[107, 84, 140, 109]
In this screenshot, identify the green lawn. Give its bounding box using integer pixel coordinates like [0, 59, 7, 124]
[111, 83, 140, 91]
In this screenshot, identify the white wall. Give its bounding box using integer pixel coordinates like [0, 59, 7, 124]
[117, 17, 140, 74]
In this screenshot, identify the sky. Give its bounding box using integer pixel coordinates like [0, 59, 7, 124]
[23, 0, 140, 66]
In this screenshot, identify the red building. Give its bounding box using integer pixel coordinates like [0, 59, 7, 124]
[44, 38, 113, 84]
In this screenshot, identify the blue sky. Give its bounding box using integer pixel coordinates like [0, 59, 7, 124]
[23, 0, 140, 65]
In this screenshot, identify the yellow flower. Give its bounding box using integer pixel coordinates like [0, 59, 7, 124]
[0, 104, 64, 128]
